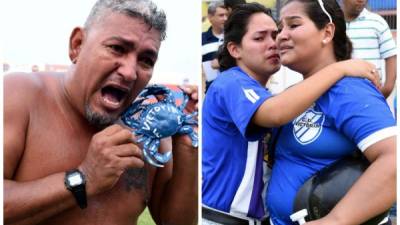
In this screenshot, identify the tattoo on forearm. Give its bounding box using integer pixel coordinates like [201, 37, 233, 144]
[123, 168, 148, 192]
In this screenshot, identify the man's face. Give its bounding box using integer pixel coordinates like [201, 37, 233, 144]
[343, 0, 367, 17]
[71, 13, 161, 127]
[208, 7, 228, 32]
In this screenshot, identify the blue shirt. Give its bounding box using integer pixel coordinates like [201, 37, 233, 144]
[267, 77, 397, 225]
[202, 67, 272, 219]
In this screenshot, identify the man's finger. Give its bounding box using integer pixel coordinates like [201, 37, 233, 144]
[102, 124, 125, 136]
[114, 143, 143, 158]
[109, 128, 136, 145]
[119, 157, 145, 169]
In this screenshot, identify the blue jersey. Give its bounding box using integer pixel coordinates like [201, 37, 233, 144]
[202, 67, 272, 219]
[266, 77, 397, 225]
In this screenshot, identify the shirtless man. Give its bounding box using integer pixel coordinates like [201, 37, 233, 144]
[4, 0, 197, 225]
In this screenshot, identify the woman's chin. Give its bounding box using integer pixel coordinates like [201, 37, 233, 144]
[280, 53, 301, 67]
[279, 56, 293, 67]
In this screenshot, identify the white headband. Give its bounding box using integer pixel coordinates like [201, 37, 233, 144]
[317, 0, 333, 23]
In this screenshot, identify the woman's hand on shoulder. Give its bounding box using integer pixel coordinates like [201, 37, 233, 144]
[333, 59, 381, 88]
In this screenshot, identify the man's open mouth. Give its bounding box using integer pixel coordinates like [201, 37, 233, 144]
[101, 85, 129, 108]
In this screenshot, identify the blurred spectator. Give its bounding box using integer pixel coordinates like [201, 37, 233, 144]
[342, 0, 397, 98]
[31, 64, 39, 72]
[3, 63, 10, 73]
[202, 1, 228, 92]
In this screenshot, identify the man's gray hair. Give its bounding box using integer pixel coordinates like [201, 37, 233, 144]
[208, 1, 226, 16]
[85, 0, 167, 40]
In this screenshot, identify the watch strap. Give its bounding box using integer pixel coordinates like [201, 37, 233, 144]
[72, 184, 87, 209]
[65, 169, 87, 209]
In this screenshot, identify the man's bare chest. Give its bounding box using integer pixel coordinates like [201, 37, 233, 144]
[18, 118, 151, 223]
[37, 171, 149, 225]
[17, 113, 152, 199]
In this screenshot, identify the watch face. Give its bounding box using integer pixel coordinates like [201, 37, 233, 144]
[68, 172, 83, 187]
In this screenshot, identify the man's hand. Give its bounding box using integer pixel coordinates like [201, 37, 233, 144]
[78, 124, 144, 196]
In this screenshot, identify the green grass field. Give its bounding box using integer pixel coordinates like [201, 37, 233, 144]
[138, 207, 156, 225]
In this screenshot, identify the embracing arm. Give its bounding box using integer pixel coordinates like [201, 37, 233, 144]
[4, 74, 77, 225]
[252, 60, 378, 127]
[306, 136, 396, 225]
[381, 55, 396, 98]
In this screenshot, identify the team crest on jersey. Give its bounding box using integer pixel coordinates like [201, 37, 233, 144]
[292, 106, 325, 145]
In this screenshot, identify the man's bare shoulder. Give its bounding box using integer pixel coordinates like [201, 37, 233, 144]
[4, 72, 66, 122]
[5, 72, 50, 91]
[4, 72, 63, 103]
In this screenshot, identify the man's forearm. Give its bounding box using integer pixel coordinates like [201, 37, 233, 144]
[4, 173, 77, 225]
[381, 55, 397, 98]
[160, 136, 198, 225]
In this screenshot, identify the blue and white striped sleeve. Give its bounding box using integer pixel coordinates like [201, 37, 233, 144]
[376, 15, 396, 59]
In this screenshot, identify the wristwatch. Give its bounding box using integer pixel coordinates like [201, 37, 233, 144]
[64, 169, 87, 209]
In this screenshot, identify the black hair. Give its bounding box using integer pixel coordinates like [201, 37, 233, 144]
[284, 0, 352, 61]
[218, 2, 273, 71]
[224, 0, 246, 10]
